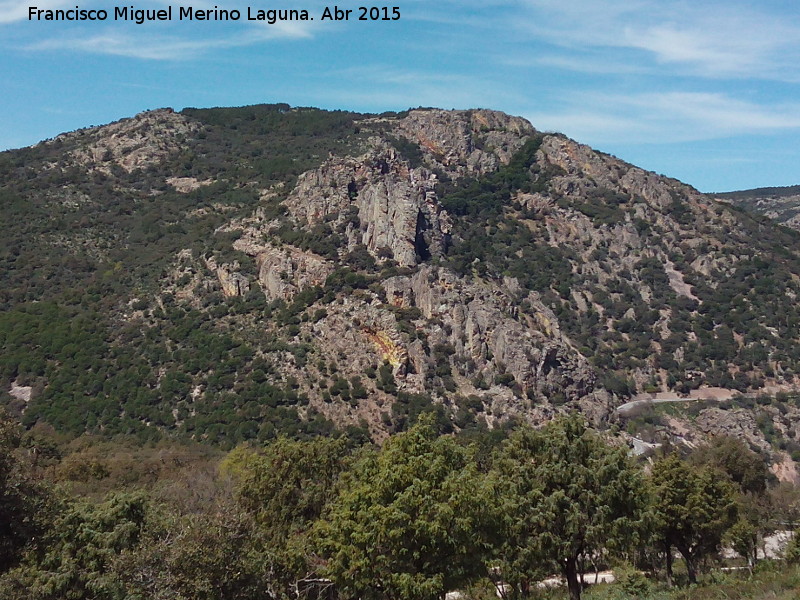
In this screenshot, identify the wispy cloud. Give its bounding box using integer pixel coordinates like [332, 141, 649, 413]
[528, 91, 800, 144]
[26, 20, 312, 60]
[7, 0, 316, 58]
[516, 0, 800, 81]
[29, 32, 220, 61]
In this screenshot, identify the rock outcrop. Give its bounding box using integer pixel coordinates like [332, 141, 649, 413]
[282, 110, 538, 268]
[285, 143, 451, 267]
[394, 109, 534, 176]
[42, 108, 201, 174]
[696, 408, 772, 453]
[256, 246, 334, 301]
[382, 265, 597, 401]
[205, 257, 250, 298]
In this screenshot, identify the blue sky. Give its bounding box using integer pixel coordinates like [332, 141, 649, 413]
[1, 0, 799, 192]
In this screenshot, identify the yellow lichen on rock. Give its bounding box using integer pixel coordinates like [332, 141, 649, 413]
[533, 311, 554, 337]
[363, 327, 407, 369]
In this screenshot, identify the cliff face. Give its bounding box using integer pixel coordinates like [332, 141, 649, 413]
[380, 265, 596, 399]
[281, 110, 533, 268]
[5, 104, 800, 458]
[285, 144, 451, 267]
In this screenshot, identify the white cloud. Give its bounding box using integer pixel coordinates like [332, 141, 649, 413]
[7, 0, 315, 59]
[627, 92, 800, 132]
[25, 19, 312, 60]
[28, 32, 221, 60]
[517, 0, 800, 81]
[527, 91, 800, 144]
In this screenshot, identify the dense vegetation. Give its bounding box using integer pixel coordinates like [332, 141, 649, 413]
[0, 105, 377, 443]
[0, 104, 365, 307]
[1, 411, 799, 600]
[4, 105, 800, 446]
[435, 135, 800, 397]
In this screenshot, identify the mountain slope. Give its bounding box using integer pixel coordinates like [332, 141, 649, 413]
[716, 185, 800, 231]
[2, 105, 800, 457]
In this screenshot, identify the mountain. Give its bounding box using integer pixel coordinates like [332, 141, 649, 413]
[2, 104, 800, 472]
[716, 185, 800, 231]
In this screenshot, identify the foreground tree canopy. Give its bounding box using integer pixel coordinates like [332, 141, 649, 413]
[651, 454, 739, 585]
[493, 415, 647, 600]
[315, 414, 496, 600]
[0, 409, 790, 600]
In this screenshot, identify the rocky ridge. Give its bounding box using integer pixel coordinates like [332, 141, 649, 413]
[4, 104, 800, 463]
[184, 109, 797, 440]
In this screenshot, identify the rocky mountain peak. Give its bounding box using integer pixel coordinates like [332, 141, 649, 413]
[394, 108, 535, 175]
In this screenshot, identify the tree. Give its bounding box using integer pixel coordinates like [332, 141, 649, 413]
[0, 492, 147, 599]
[692, 436, 772, 571]
[727, 516, 759, 573]
[492, 415, 647, 600]
[228, 436, 352, 542]
[769, 482, 800, 531]
[650, 455, 738, 585]
[315, 415, 496, 600]
[0, 411, 52, 575]
[221, 436, 354, 599]
[109, 505, 272, 600]
[690, 436, 770, 495]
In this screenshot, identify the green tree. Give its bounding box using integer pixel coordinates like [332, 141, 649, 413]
[726, 516, 759, 573]
[692, 436, 772, 571]
[492, 415, 647, 600]
[220, 436, 353, 599]
[691, 436, 770, 495]
[650, 454, 738, 585]
[0, 412, 52, 574]
[315, 415, 495, 600]
[769, 482, 800, 531]
[110, 505, 272, 600]
[229, 436, 352, 542]
[0, 492, 147, 599]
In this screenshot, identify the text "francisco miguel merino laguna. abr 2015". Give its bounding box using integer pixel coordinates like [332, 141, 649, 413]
[27, 5, 401, 23]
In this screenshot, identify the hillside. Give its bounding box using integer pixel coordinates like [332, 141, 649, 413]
[3, 104, 800, 465]
[716, 185, 800, 231]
